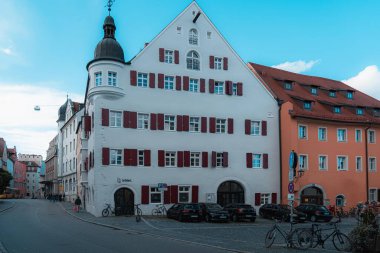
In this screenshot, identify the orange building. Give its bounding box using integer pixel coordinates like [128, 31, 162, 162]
[249, 63, 380, 210]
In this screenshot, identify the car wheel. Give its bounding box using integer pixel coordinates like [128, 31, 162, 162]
[259, 211, 264, 217]
[310, 215, 317, 222]
[178, 214, 184, 222]
[205, 215, 211, 222]
[232, 214, 238, 222]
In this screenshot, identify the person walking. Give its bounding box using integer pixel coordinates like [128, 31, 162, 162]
[74, 196, 82, 213]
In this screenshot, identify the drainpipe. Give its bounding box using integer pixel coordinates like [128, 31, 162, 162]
[277, 99, 283, 204]
[364, 124, 370, 202]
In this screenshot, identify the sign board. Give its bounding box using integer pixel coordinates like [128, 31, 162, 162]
[288, 170, 294, 182]
[288, 193, 295, 201]
[289, 151, 298, 170]
[158, 183, 168, 191]
[288, 182, 294, 193]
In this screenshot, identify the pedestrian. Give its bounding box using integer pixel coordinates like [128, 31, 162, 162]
[74, 195, 82, 213]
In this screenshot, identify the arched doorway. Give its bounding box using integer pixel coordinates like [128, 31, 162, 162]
[300, 186, 323, 205]
[114, 188, 134, 216]
[217, 181, 244, 207]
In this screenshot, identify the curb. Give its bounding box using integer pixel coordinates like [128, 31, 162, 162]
[0, 202, 15, 213]
[59, 203, 251, 253]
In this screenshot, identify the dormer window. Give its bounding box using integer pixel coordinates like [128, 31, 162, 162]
[334, 106, 341, 114]
[189, 29, 198, 45]
[284, 81, 292, 90]
[356, 107, 364, 115]
[329, 90, 336, 97]
[304, 101, 312, 110]
[347, 91, 353, 99]
[311, 87, 318, 95]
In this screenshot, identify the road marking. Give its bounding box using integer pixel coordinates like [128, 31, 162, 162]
[0, 241, 8, 253]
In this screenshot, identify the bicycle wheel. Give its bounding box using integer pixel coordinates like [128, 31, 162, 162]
[296, 229, 313, 250]
[152, 209, 158, 216]
[265, 228, 276, 248]
[332, 232, 352, 252]
[135, 209, 142, 222]
[102, 208, 109, 217]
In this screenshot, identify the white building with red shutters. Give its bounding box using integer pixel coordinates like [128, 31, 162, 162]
[81, 2, 280, 217]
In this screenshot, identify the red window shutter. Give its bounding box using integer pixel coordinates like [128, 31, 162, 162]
[170, 185, 178, 203]
[176, 76, 182, 91]
[144, 150, 151, 166]
[262, 121, 267, 136]
[228, 81, 233, 95]
[102, 148, 109, 165]
[130, 112, 137, 129]
[158, 150, 165, 167]
[183, 76, 189, 91]
[271, 193, 277, 204]
[200, 79, 205, 93]
[246, 153, 253, 168]
[209, 55, 214, 69]
[123, 111, 130, 128]
[263, 153, 269, 169]
[164, 186, 171, 204]
[192, 186, 199, 203]
[211, 151, 216, 167]
[237, 82, 243, 96]
[209, 79, 215, 94]
[225, 81, 231, 95]
[149, 73, 155, 88]
[182, 115, 189, 132]
[202, 152, 208, 168]
[101, 108, 109, 126]
[141, 185, 149, 204]
[84, 116, 91, 132]
[228, 118, 233, 134]
[157, 113, 164, 130]
[177, 151, 184, 167]
[223, 152, 228, 168]
[201, 117, 207, 133]
[150, 113, 157, 130]
[245, 119, 251, 135]
[124, 149, 129, 166]
[174, 50, 179, 64]
[223, 57, 228, 70]
[85, 158, 88, 171]
[159, 48, 164, 62]
[158, 74, 164, 89]
[255, 193, 261, 206]
[130, 70, 137, 86]
[131, 149, 138, 166]
[209, 117, 216, 133]
[177, 115, 183, 131]
[184, 151, 190, 167]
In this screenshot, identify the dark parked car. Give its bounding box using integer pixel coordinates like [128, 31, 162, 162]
[199, 203, 229, 222]
[166, 203, 201, 222]
[295, 204, 333, 222]
[259, 204, 307, 222]
[223, 203, 256, 222]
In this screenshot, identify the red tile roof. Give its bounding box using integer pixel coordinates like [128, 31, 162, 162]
[248, 62, 380, 124]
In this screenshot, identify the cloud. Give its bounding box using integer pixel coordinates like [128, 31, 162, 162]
[272, 60, 319, 74]
[1, 47, 13, 55]
[342, 65, 380, 100]
[0, 83, 84, 158]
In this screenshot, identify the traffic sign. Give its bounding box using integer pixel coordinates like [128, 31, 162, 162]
[288, 182, 294, 193]
[288, 193, 295, 201]
[288, 170, 294, 182]
[289, 151, 298, 170]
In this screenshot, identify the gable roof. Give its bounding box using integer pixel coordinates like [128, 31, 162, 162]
[248, 62, 380, 124]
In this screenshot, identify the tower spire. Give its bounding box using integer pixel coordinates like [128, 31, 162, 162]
[106, 0, 115, 16]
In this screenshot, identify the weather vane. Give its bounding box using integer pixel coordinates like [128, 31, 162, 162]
[106, 0, 115, 15]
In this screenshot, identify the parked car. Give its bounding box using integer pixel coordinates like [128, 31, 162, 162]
[166, 203, 201, 222]
[198, 203, 229, 222]
[259, 204, 307, 222]
[223, 203, 256, 222]
[295, 204, 333, 222]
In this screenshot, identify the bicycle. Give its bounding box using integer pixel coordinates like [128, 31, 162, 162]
[102, 203, 114, 217]
[135, 204, 142, 222]
[265, 219, 312, 250]
[310, 217, 352, 251]
[152, 204, 167, 216]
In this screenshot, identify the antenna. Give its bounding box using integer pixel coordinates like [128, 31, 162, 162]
[106, 0, 115, 15]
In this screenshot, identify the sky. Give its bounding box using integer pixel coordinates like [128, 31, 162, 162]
[1, 0, 380, 158]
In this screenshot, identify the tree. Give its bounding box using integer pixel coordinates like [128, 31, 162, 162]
[0, 169, 13, 194]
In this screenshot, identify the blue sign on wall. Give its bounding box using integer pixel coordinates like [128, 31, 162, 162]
[289, 150, 298, 170]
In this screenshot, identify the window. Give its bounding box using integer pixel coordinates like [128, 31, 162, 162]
[319, 155, 327, 170]
[214, 57, 222, 70]
[355, 129, 362, 142]
[260, 193, 270, 205]
[214, 81, 224, 95]
[164, 50, 174, 64]
[190, 152, 200, 167]
[337, 156, 347, 171]
[178, 186, 191, 203]
[164, 115, 176, 131]
[150, 187, 162, 203]
[299, 155, 308, 170]
[110, 149, 122, 165]
[284, 82, 292, 90]
[137, 113, 149, 129]
[232, 83, 238, 95]
[337, 129, 346, 142]
[369, 157, 376, 171]
[138, 150, 145, 166]
[356, 157, 362, 172]
[216, 152, 224, 167]
[369, 189, 377, 202]
[164, 76, 174, 90]
[216, 118, 226, 133]
[311, 87, 318, 95]
[356, 108, 364, 115]
[298, 125, 307, 139]
[186, 51, 200, 70]
[176, 26, 182, 34]
[110, 111, 122, 127]
[347, 91, 353, 99]
[187, 117, 199, 132]
[189, 29, 198, 45]
[318, 127, 327, 141]
[165, 151, 176, 167]
[137, 73, 148, 87]
[336, 195, 345, 207]
[251, 121, 261, 135]
[207, 31, 212, 39]
[304, 101, 311, 110]
[95, 72, 102, 86]
[334, 106, 341, 113]
[189, 79, 199, 92]
[253, 154, 262, 168]
[108, 71, 117, 86]
[368, 130, 376, 143]
[329, 90, 336, 97]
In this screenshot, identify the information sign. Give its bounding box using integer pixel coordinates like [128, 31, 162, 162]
[288, 193, 295, 201]
[288, 182, 294, 193]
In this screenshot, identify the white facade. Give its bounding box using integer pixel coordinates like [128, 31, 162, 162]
[84, 2, 280, 217]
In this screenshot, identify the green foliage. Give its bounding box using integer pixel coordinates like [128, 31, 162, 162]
[0, 169, 13, 194]
[349, 214, 378, 253]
